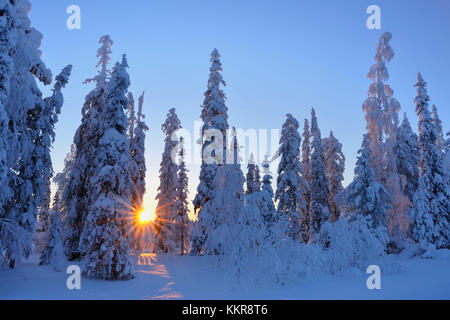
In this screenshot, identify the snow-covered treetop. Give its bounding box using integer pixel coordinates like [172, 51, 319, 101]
[279, 114, 300, 152]
[45, 64, 73, 142]
[310, 108, 327, 159]
[431, 104, 445, 152]
[310, 109, 321, 144]
[262, 154, 272, 177]
[369, 31, 394, 83]
[248, 153, 256, 165]
[54, 65, 72, 91]
[15, 0, 52, 85]
[201, 48, 229, 134]
[276, 113, 303, 191]
[162, 108, 181, 139]
[414, 73, 431, 116]
[301, 118, 311, 172]
[323, 131, 345, 184]
[246, 153, 261, 194]
[84, 35, 114, 88]
[103, 54, 130, 134]
[137, 91, 148, 131]
[261, 154, 274, 198]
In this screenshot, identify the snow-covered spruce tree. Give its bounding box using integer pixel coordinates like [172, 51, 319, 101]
[2, 0, 57, 268]
[309, 108, 330, 237]
[126, 92, 137, 211]
[34, 65, 72, 253]
[175, 137, 190, 255]
[128, 91, 148, 200]
[431, 105, 445, 154]
[192, 49, 229, 254]
[229, 195, 273, 287]
[128, 92, 148, 251]
[413, 73, 449, 251]
[300, 118, 312, 241]
[78, 56, 134, 280]
[63, 35, 113, 258]
[259, 155, 277, 234]
[0, 0, 16, 265]
[134, 92, 148, 199]
[246, 153, 261, 194]
[200, 129, 245, 255]
[323, 131, 345, 222]
[362, 31, 410, 237]
[222, 144, 282, 287]
[39, 209, 64, 270]
[394, 113, 419, 204]
[154, 108, 182, 253]
[275, 114, 307, 241]
[0, 0, 15, 220]
[54, 145, 76, 224]
[346, 134, 390, 229]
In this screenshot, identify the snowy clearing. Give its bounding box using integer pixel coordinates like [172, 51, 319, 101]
[1, 251, 449, 300]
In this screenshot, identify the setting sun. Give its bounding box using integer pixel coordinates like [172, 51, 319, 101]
[138, 209, 155, 224]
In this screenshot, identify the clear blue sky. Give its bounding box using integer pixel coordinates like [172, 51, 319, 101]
[30, 0, 450, 218]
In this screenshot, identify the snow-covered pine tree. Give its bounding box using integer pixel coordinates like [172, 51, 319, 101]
[300, 119, 312, 241]
[63, 35, 113, 258]
[394, 113, 419, 203]
[413, 73, 449, 251]
[346, 135, 390, 229]
[362, 31, 410, 238]
[246, 153, 261, 194]
[323, 131, 345, 222]
[154, 108, 182, 253]
[175, 137, 190, 255]
[275, 114, 307, 241]
[431, 105, 445, 154]
[34, 65, 72, 253]
[78, 55, 134, 280]
[192, 49, 229, 254]
[309, 108, 330, 236]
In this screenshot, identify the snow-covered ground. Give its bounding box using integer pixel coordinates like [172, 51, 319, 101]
[1, 250, 449, 300]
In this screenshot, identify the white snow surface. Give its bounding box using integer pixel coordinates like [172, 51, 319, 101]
[1, 250, 449, 300]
